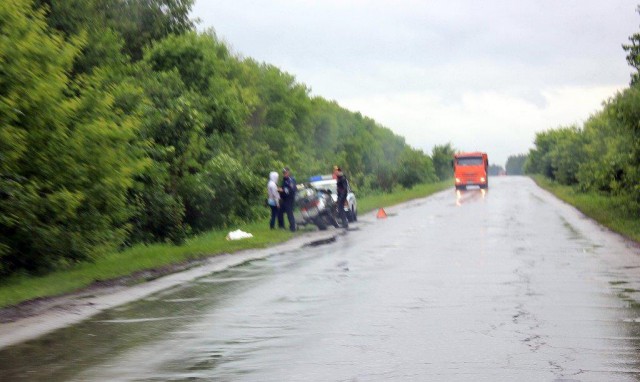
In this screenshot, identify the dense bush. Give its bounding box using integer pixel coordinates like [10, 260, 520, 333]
[0, 0, 144, 273]
[0, 0, 447, 276]
[525, 88, 640, 205]
[397, 148, 437, 188]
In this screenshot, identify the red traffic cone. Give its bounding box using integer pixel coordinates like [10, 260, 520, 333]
[376, 208, 387, 219]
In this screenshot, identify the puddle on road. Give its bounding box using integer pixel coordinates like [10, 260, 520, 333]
[303, 236, 336, 247]
[0, 281, 234, 381]
[0, 257, 297, 381]
[0, 242, 349, 382]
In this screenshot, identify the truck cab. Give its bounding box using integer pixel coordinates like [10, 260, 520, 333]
[453, 152, 489, 190]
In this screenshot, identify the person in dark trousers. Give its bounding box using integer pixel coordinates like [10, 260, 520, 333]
[335, 167, 349, 229]
[278, 167, 297, 232]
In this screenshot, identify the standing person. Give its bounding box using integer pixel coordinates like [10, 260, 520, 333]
[335, 166, 349, 229]
[278, 167, 297, 232]
[267, 171, 280, 229]
[332, 165, 339, 179]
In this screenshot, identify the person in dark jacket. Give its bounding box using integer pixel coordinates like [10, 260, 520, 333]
[335, 167, 349, 229]
[278, 167, 297, 232]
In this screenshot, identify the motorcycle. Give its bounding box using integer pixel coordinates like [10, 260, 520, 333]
[295, 187, 340, 230]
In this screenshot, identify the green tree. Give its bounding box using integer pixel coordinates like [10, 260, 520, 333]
[525, 126, 585, 184]
[524, 130, 556, 178]
[623, 5, 640, 85]
[193, 154, 264, 229]
[397, 148, 437, 188]
[0, 0, 143, 274]
[239, 60, 310, 168]
[548, 127, 585, 185]
[35, 0, 129, 76]
[130, 31, 256, 241]
[36, 0, 195, 72]
[107, 0, 195, 60]
[601, 87, 640, 199]
[505, 154, 527, 175]
[1, 0, 447, 277]
[432, 143, 455, 181]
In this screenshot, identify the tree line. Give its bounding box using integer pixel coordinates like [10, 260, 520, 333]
[524, 6, 640, 211]
[0, 0, 450, 276]
[505, 154, 526, 175]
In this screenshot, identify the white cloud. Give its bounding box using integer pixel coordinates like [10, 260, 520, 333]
[192, 0, 638, 166]
[341, 85, 623, 166]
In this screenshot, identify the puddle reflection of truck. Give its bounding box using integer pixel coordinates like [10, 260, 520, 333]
[453, 152, 489, 190]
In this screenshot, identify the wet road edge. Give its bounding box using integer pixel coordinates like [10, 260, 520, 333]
[0, 222, 351, 349]
[0, 189, 449, 350]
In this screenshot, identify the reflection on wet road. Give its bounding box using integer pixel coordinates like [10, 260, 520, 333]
[3, 176, 640, 381]
[455, 187, 486, 206]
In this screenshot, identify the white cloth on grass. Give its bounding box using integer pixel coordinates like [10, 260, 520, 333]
[226, 229, 253, 240]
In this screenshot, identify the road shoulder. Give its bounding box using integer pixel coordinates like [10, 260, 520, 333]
[0, 229, 339, 349]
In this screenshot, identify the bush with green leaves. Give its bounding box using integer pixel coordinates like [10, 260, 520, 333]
[0, 0, 447, 277]
[0, 0, 143, 274]
[397, 148, 437, 189]
[526, 87, 640, 208]
[432, 143, 455, 181]
[192, 154, 265, 229]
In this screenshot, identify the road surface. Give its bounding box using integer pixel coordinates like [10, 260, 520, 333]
[2, 176, 640, 381]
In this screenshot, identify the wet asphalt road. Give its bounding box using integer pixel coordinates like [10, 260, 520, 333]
[3, 176, 640, 381]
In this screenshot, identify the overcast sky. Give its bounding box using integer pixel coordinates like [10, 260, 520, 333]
[191, 1, 638, 166]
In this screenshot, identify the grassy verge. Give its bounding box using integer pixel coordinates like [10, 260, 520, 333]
[357, 180, 451, 214]
[0, 221, 294, 308]
[0, 180, 451, 309]
[531, 175, 640, 243]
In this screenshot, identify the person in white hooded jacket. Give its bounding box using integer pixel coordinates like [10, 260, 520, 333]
[267, 171, 280, 229]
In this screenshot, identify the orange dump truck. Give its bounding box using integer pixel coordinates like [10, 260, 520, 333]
[453, 152, 489, 190]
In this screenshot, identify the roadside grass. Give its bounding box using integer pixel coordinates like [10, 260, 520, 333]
[531, 175, 640, 243]
[0, 222, 293, 308]
[0, 180, 452, 309]
[358, 180, 451, 214]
